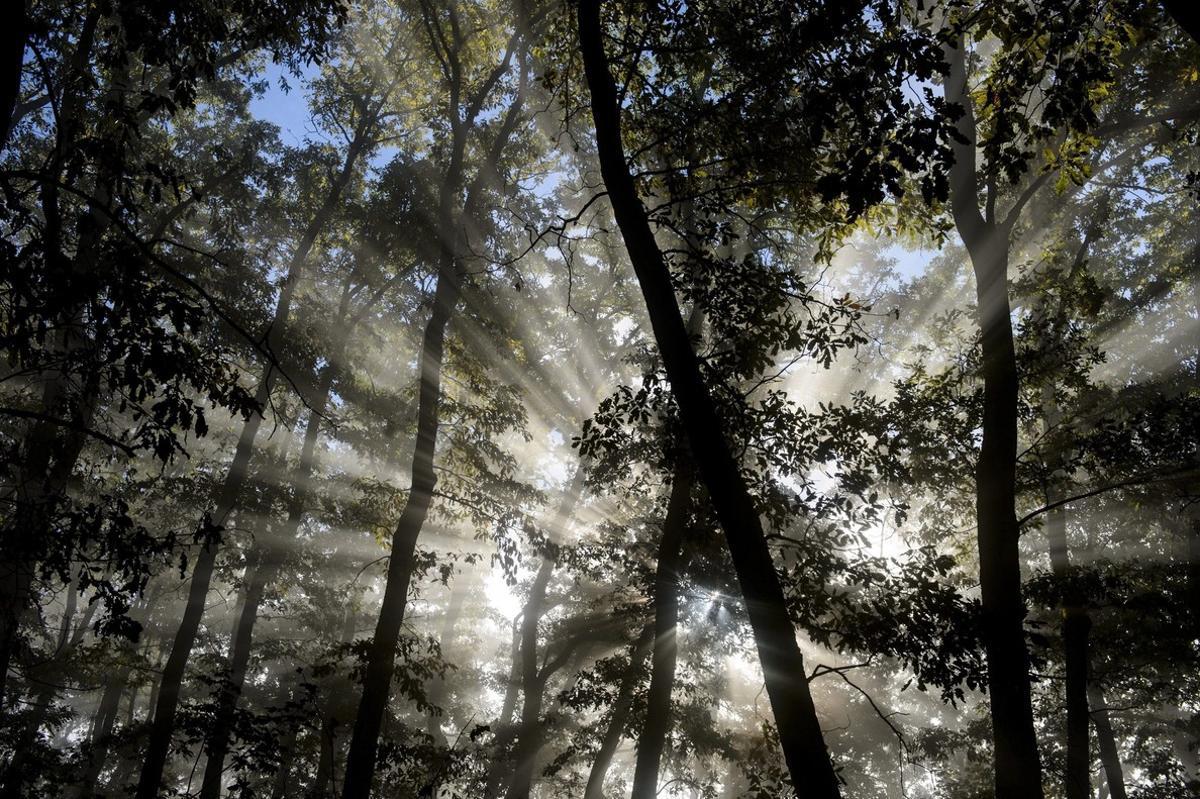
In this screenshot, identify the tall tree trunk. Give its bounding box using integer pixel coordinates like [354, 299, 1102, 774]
[135, 124, 370, 799]
[943, 37, 1044, 799]
[339, 135, 467, 799]
[631, 465, 692, 799]
[338, 36, 531, 788]
[270, 718, 300, 799]
[584, 625, 654, 799]
[1, 577, 97, 799]
[196, 542, 278, 799]
[1087, 685, 1128, 799]
[199, 280, 356, 799]
[576, 3, 839, 795]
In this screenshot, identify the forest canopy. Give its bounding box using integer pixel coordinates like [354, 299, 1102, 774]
[0, 1, 1197, 798]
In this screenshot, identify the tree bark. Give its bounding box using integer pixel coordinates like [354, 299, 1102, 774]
[584, 625, 654, 799]
[576, 3, 839, 794]
[943, 36, 1044, 799]
[631, 466, 692, 799]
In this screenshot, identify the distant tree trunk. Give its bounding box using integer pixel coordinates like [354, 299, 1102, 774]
[576, 3, 839, 795]
[339, 53, 530, 790]
[483, 616, 524, 798]
[196, 542, 278, 799]
[505, 469, 587, 799]
[1041, 393, 1092, 799]
[943, 37, 1044, 799]
[425, 566, 471, 745]
[504, 556, 556, 799]
[271, 722, 300, 799]
[1, 579, 96, 799]
[1087, 684, 1128, 799]
[76, 664, 132, 798]
[135, 124, 370, 799]
[584, 625, 654, 799]
[199, 279, 357, 799]
[338, 184, 464, 799]
[307, 608, 358, 799]
[631, 465, 692, 799]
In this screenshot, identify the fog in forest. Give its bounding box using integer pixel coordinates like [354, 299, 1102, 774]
[0, 1, 1197, 798]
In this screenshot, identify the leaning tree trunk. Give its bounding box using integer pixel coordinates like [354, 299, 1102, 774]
[583, 624, 654, 799]
[944, 37, 1044, 799]
[135, 125, 370, 799]
[576, 3, 839, 794]
[631, 465, 692, 799]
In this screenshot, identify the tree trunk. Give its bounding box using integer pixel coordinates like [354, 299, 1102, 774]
[307, 608, 358, 799]
[584, 625, 654, 799]
[199, 280, 356, 799]
[1087, 684, 1128, 799]
[943, 37, 1044, 799]
[135, 122, 370, 799]
[631, 466, 692, 799]
[1, 578, 97, 799]
[502, 468, 589, 799]
[270, 723, 300, 799]
[504, 556, 556, 799]
[1163, 0, 1200, 44]
[1041, 393, 1092, 799]
[76, 664, 132, 798]
[424, 566, 470, 745]
[483, 616, 524, 798]
[0, 0, 27, 149]
[576, 3, 839, 794]
[339, 132, 466, 799]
